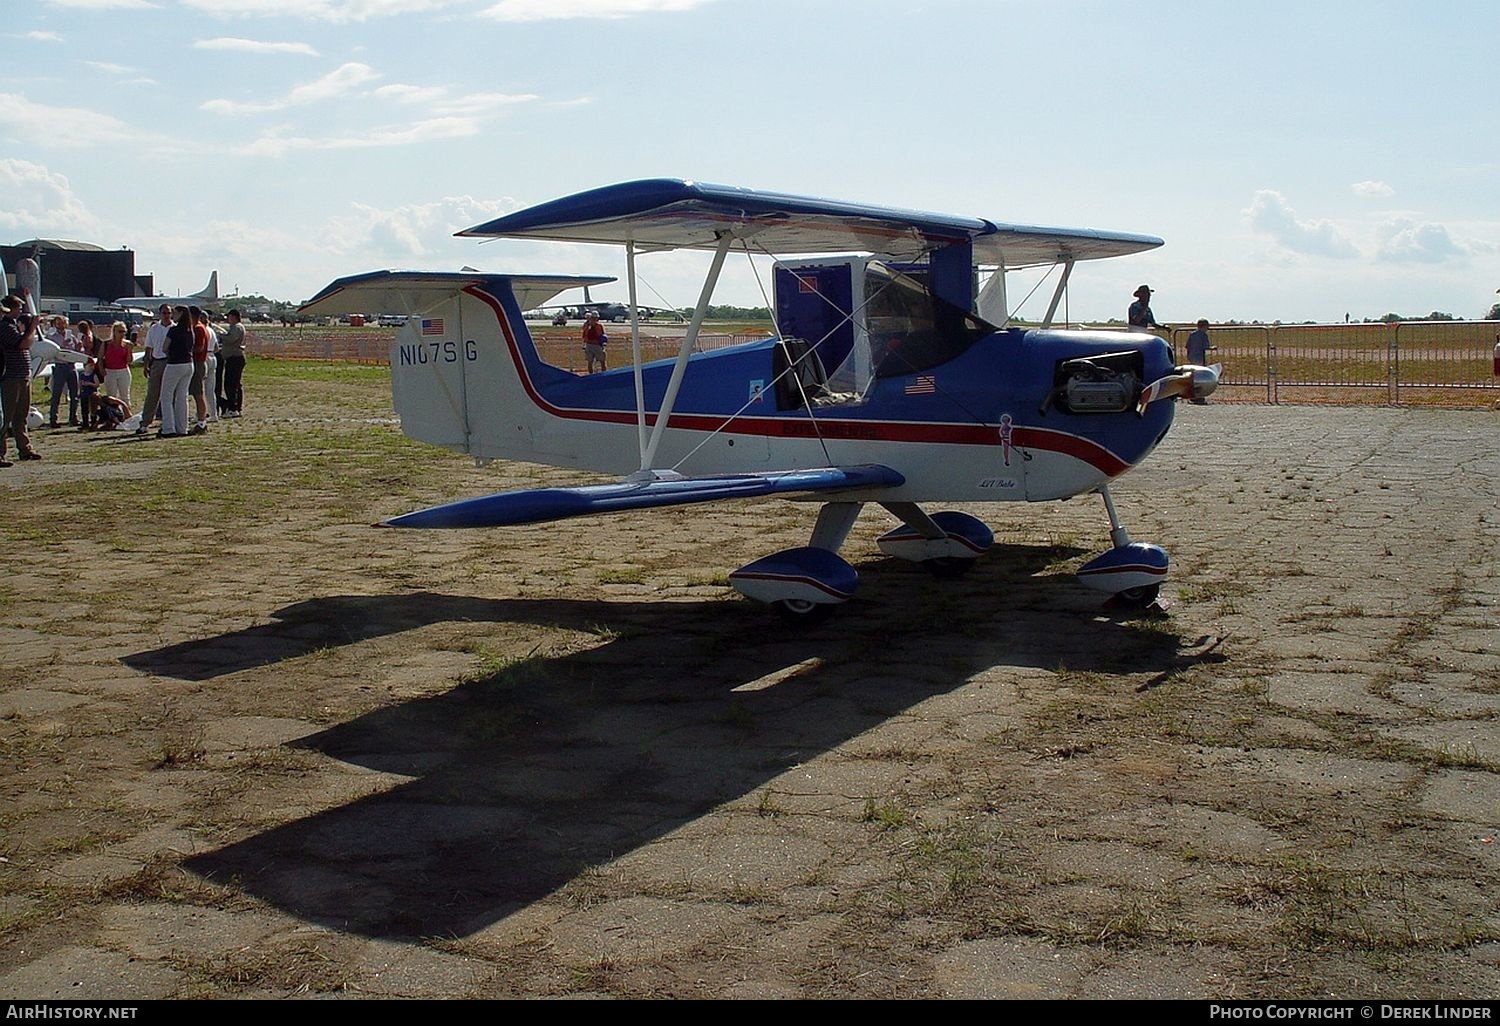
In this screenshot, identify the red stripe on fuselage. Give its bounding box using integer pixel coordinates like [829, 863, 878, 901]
[466, 284, 1131, 477]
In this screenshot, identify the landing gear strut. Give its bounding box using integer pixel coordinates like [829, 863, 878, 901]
[1075, 484, 1169, 608]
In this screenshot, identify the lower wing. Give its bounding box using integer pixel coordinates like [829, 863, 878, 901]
[380, 465, 904, 528]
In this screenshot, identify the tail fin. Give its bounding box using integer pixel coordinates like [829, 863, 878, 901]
[300, 270, 616, 463]
[191, 271, 219, 302]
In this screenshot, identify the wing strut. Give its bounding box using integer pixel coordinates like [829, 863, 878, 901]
[638, 231, 733, 473]
[626, 239, 648, 458]
[1041, 257, 1075, 328]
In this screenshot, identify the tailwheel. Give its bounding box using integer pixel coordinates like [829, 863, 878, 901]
[1114, 583, 1161, 608]
[772, 598, 836, 626]
[921, 556, 978, 580]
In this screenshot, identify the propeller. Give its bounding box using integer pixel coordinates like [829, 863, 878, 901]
[1137, 363, 1220, 415]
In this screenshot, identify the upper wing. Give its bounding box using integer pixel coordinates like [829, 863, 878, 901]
[299, 270, 616, 318]
[380, 465, 905, 529]
[458, 178, 1162, 266]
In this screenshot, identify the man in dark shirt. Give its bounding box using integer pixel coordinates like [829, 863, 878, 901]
[1185, 319, 1215, 404]
[219, 309, 246, 416]
[1128, 285, 1165, 333]
[0, 294, 41, 465]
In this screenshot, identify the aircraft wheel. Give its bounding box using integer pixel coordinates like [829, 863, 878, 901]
[772, 598, 836, 626]
[922, 557, 977, 580]
[1115, 583, 1161, 608]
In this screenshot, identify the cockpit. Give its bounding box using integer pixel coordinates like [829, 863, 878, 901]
[771, 257, 997, 409]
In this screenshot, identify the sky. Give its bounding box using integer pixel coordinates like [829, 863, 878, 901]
[2, 0, 1497, 324]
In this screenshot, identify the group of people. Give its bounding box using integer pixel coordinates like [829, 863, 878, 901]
[42, 313, 134, 429]
[0, 298, 249, 467]
[1128, 284, 1216, 403]
[132, 302, 248, 437]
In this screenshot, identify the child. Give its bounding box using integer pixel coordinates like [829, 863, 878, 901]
[94, 393, 130, 430]
[77, 357, 100, 429]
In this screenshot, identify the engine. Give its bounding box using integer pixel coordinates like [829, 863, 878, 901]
[1039, 351, 1144, 415]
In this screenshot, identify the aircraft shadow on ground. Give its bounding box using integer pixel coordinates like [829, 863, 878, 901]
[173, 545, 1212, 940]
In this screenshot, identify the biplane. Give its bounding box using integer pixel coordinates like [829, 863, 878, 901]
[301, 179, 1217, 623]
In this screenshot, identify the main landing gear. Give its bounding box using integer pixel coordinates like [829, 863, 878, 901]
[728, 486, 1170, 622]
[727, 501, 995, 624]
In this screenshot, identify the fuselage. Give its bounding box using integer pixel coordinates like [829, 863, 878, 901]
[390, 280, 1179, 505]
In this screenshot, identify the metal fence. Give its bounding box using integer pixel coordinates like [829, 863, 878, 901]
[1159, 320, 1500, 406]
[248, 319, 1500, 407]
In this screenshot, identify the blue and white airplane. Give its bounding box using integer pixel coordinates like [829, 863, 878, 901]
[302, 179, 1217, 623]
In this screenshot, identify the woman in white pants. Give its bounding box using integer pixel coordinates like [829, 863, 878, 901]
[160, 308, 195, 437]
[101, 322, 134, 406]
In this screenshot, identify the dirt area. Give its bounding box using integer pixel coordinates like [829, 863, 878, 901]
[2, 365, 1498, 999]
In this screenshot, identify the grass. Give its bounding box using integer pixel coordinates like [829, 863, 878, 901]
[756, 788, 787, 818]
[861, 797, 910, 831]
[98, 852, 244, 907]
[153, 731, 207, 769]
[177, 936, 356, 995]
[461, 646, 550, 690]
[1053, 662, 1110, 688]
[597, 566, 648, 585]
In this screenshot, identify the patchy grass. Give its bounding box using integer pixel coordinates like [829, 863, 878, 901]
[861, 797, 910, 831]
[176, 935, 356, 995]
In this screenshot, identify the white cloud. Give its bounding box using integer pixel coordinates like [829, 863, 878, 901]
[327, 195, 519, 259]
[41, 0, 156, 8]
[1352, 180, 1394, 198]
[202, 61, 380, 115]
[432, 91, 538, 115]
[0, 160, 100, 236]
[0, 92, 139, 148]
[285, 62, 380, 103]
[480, 0, 714, 20]
[25, 31, 64, 42]
[1244, 190, 1358, 259]
[372, 84, 450, 104]
[201, 97, 274, 115]
[236, 115, 480, 157]
[194, 37, 320, 56]
[180, 0, 468, 21]
[147, 194, 523, 301]
[365, 85, 540, 115]
[85, 61, 137, 75]
[1374, 218, 1466, 264]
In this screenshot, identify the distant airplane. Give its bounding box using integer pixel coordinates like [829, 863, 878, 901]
[115, 271, 219, 312]
[532, 282, 684, 324]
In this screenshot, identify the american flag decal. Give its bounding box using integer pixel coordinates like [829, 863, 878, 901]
[421, 318, 445, 336]
[905, 375, 936, 395]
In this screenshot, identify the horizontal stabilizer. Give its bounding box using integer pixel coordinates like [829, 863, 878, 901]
[299, 270, 616, 318]
[381, 465, 905, 529]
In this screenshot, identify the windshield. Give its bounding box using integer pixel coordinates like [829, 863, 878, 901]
[862, 262, 994, 378]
